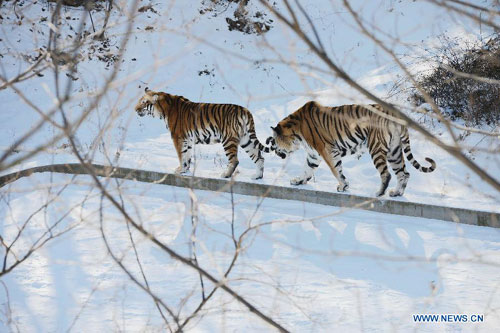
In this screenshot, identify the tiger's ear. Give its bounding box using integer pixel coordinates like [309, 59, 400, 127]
[271, 125, 282, 136]
[152, 94, 159, 103]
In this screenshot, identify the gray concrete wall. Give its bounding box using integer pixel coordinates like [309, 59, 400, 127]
[1, 163, 498, 227]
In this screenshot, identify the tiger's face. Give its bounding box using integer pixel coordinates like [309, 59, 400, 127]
[135, 88, 160, 117]
[268, 119, 301, 159]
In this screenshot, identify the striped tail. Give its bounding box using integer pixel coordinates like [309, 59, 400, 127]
[402, 129, 436, 173]
[246, 114, 273, 153]
[265, 136, 277, 150]
[257, 141, 272, 153]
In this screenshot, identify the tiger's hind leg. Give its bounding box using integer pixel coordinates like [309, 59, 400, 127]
[368, 139, 391, 197]
[387, 144, 410, 197]
[240, 136, 264, 180]
[291, 150, 321, 185]
[221, 137, 240, 178]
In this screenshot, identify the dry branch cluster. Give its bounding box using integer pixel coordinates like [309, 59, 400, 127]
[200, 0, 274, 35]
[411, 34, 500, 125]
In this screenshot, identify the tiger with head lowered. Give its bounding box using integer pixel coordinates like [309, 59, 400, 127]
[266, 101, 436, 197]
[135, 88, 271, 179]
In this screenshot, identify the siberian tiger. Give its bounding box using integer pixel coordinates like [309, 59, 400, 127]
[266, 101, 436, 197]
[134, 88, 271, 179]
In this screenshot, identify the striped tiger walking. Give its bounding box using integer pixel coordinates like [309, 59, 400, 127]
[135, 88, 271, 179]
[266, 101, 436, 197]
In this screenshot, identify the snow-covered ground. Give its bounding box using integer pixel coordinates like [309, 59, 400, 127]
[2, 174, 500, 332]
[1, 0, 500, 332]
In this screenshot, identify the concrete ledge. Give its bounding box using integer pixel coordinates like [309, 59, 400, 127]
[1, 163, 498, 227]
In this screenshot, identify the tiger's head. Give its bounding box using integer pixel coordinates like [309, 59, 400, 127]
[135, 87, 165, 118]
[267, 117, 302, 159]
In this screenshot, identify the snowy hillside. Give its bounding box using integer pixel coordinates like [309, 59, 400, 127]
[1, 0, 500, 332]
[3, 174, 500, 332]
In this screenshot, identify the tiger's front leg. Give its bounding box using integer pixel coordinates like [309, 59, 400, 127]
[319, 149, 349, 192]
[331, 153, 349, 192]
[221, 138, 240, 178]
[173, 137, 193, 175]
[291, 151, 321, 185]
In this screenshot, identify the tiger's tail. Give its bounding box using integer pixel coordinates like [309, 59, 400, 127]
[265, 136, 277, 150]
[401, 128, 436, 173]
[246, 114, 273, 153]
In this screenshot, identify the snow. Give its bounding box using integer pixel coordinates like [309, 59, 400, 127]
[2, 174, 500, 331]
[1, 0, 500, 332]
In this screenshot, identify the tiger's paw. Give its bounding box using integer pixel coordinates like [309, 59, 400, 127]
[389, 189, 403, 197]
[221, 169, 238, 178]
[290, 176, 310, 186]
[175, 166, 190, 175]
[337, 183, 349, 192]
[251, 172, 263, 180]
